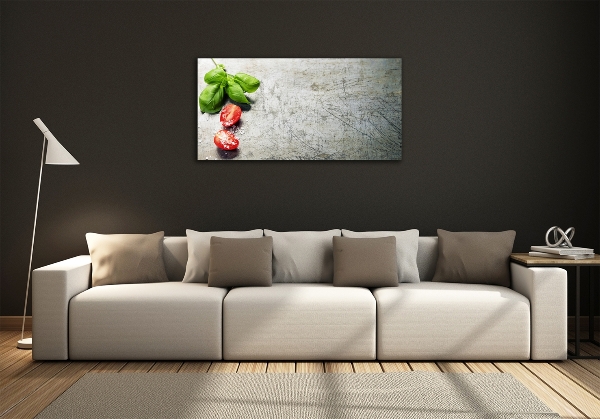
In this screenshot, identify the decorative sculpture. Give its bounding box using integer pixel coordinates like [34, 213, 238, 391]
[545, 226, 575, 248]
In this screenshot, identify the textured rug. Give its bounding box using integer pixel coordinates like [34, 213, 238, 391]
[36, 372, 559, 418]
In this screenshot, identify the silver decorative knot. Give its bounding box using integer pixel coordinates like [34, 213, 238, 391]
[545, 226, 575, 248]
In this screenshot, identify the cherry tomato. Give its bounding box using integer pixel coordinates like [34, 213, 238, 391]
[214, 130, 239, 151]
[220, 104, 242, 127]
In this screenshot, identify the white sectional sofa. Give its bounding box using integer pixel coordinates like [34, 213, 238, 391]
[31, 232, 568, 361]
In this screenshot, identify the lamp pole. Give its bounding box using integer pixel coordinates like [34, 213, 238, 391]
[18, 135, 47, 349]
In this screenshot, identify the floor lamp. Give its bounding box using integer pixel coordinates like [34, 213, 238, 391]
[17, 118, 79, 350]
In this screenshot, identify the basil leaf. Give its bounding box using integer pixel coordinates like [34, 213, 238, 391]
[234, 73, 260, 93]
[204, 68, 226, 85]
[226, 81, 249, 104]
[199, 83, 225, 113]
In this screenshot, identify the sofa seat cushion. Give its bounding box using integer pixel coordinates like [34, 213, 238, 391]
[373, 282, 530, 360]
[223, 284, 376, 360]
[69, 282, 227, 360]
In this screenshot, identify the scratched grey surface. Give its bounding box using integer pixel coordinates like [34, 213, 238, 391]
[197, 58, 402, 160]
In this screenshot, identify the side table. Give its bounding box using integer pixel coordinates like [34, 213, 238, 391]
[510, 253, 600, 359]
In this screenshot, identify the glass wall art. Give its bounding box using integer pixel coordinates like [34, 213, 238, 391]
[197, 58, 402, 160]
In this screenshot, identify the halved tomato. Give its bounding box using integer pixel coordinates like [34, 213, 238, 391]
[214, 130, 239, 151]
[219, 104, 242, 127]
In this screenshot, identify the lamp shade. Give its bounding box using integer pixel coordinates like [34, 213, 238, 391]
[33, 118, 79, 165]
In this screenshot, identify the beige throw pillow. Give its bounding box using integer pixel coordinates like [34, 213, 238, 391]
[333, 236, 399, 287]
[86, 232, 169, 287]
[207, 236, 273, 287]
[431, 229, 516, 287]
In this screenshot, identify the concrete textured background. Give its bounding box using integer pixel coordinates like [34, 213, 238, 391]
[197, 58, 402, 160]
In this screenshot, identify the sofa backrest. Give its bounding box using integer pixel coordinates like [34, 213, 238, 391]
[163, 235, 439, 282]
[163, 237, 188, 281]
[416, 236, 438, 282]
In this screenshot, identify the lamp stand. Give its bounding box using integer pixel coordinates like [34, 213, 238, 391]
[17, 135, 47, 350]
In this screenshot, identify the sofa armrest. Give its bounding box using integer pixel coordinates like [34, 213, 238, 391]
[510, 262, 567, 360]
[32, 256, 91, 360]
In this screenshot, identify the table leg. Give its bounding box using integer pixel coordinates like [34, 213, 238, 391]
[590, 267, 595, 342]
[576, 266, 580, 356]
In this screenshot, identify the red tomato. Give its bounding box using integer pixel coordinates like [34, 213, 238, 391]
[219, 104, 242, 127]
[214, 130, 239, 151]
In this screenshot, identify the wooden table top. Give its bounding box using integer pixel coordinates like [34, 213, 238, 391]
[511, 253, 600, 266]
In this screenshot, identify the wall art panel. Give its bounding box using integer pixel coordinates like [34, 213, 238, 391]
[197, 58, 402, 160]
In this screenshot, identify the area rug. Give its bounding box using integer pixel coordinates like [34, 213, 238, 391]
[35, 372, 559, 418]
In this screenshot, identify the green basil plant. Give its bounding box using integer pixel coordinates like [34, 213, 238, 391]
[199, 59, 260, 113]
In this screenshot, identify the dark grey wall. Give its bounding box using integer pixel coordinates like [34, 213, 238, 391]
[1, 1, 598, 316]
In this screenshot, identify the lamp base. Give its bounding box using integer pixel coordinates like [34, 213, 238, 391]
[17, 337, 32, 350]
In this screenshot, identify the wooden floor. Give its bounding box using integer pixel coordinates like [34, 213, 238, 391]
[1, 331, 599, 419]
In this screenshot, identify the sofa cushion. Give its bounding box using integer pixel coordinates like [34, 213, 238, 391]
[373, 282, 530, 360]
[182, 229, 263, 283]
[208, 236, 273, 287]
[333, 236, 398, 287]
[86, 232, 169, 287]
[223, 284, 376, 360]
[264, 229, 341, 283]
[432, 229, 516, 287]
[162, 237, 188, 281]
[416, 236, 438, 282]
[342, 229, 420, 283]
[69, 282, 227, 360]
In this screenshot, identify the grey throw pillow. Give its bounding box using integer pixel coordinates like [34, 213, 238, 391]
[264, 229, 341, 283]
[432, 229, 516, 287]
[341, 229, 420, 283]
[86, 232, 169, 287]
[208, 236, 273, 287]
[333, 236, 399, 287]
[182, 229, 264, 283]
